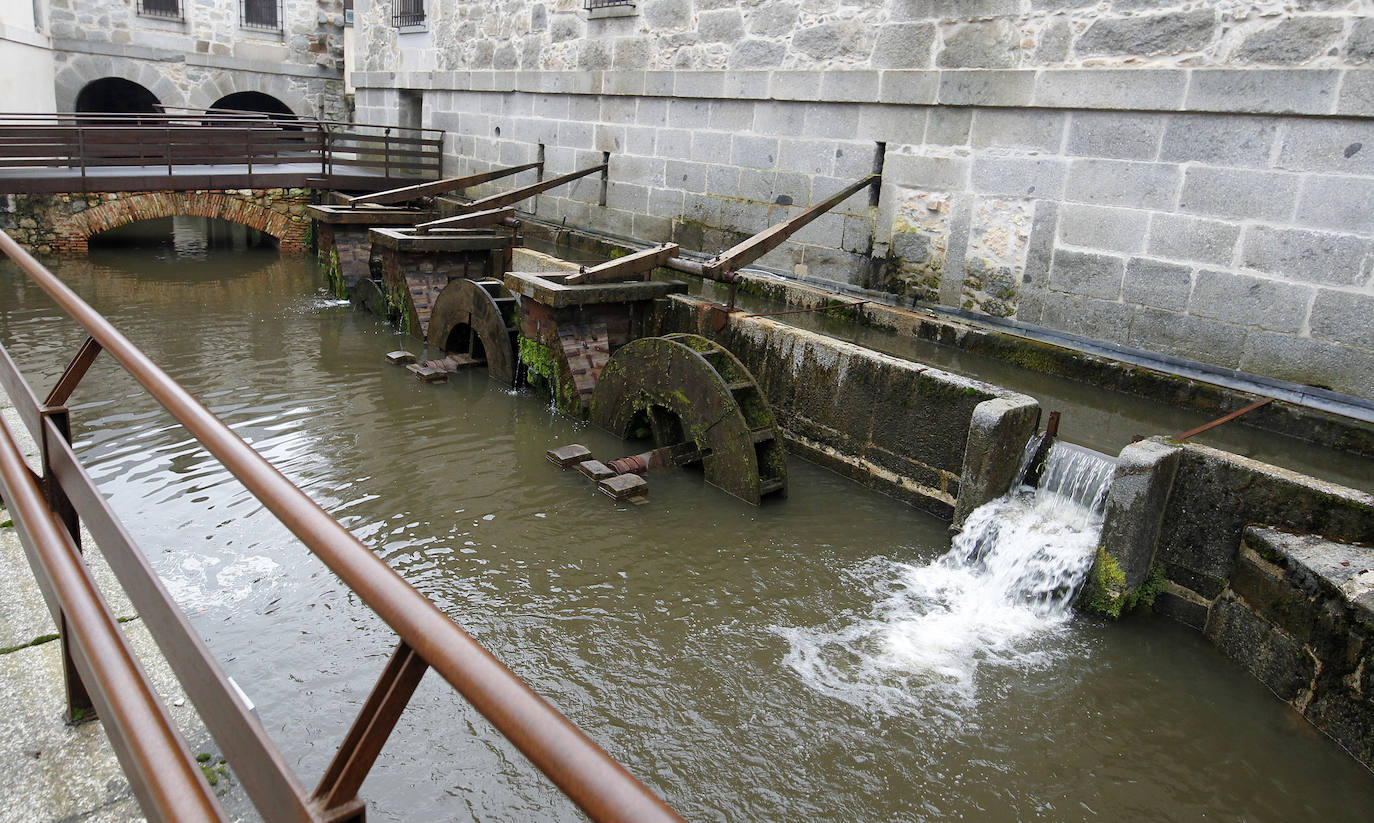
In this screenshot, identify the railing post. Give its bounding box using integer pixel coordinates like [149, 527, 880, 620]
[246, 128, 254, 186]
[76, 127, 87, 193]
[38, 404, 96, 724]
[383, 126, 391, 180]
[166, 126, 173, 177]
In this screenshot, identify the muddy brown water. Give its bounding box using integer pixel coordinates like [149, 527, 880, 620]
[1, 218, 1372, 821]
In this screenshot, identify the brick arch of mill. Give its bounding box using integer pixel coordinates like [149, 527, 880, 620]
[53, 190, 311, 253]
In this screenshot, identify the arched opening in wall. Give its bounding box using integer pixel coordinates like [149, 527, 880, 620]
[209, 92, 300, 127]
[88, 217, 279, 271]
[74, 77, 161, 116]
[443, 322, 487, 363]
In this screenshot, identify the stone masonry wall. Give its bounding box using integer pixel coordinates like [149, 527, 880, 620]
[45, 0, 347, 119]
[1, 189, 313, 254]
[352, 0, 1374, 400]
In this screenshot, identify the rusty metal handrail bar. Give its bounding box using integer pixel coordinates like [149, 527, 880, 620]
[0, 396, 226, 822]
[0, 229, 684, 823]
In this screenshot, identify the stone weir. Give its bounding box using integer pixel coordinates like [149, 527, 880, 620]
[307, 203, 434, 298]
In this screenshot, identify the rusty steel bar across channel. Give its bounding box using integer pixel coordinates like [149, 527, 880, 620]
[0, 228, 687, 823]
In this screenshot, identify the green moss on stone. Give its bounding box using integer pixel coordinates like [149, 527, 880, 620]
[1080, 547, 1128, 619]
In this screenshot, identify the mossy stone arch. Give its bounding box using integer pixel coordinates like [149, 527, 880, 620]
[589, 333, 787, 505]
[426, 279, 520, 386]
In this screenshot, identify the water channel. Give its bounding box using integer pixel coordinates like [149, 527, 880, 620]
[2, 217, 1373, 821]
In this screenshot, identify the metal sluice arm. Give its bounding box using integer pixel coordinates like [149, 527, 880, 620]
[0, 229, 687, 823]
[347, 161, 543, 207]
[451, 163, 608, 215]
[676, 173, 880, 283]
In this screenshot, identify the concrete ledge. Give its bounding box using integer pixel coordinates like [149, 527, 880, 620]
[353, 68, 1374, 118]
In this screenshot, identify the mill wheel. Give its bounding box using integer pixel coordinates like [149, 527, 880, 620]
[426, 278, 520, 386]
[589, 333, 787, 505]
[350, 277, 393, 323]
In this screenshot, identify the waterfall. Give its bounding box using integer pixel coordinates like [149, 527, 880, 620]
[777, 439, 1118, 717]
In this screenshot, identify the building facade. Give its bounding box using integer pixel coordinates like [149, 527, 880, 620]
[349, 0, 1374, 401]
[2, 0, 346, 120]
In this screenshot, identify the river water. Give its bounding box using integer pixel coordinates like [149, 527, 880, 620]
[2, 218, 1373, 821]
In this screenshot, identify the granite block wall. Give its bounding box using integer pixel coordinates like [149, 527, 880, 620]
[351, 0, 1374, 400]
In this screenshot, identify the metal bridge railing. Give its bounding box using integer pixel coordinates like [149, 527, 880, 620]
[0, 228, 686, 823]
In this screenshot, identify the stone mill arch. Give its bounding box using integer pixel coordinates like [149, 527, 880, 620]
[52, 191, 309, 253]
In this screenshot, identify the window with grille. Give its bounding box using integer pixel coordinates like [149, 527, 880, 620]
[392, 0, 425, 27]
[241, 0, 281, 30]
[138, 0, 181, 20]
[585, 0, 634, 9]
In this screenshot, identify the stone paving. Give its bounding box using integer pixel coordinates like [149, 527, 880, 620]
[0, 388, 251, 822]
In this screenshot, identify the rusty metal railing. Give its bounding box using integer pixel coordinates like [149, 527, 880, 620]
[0, 228, 686, 823]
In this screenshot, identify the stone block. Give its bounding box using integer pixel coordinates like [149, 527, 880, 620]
[1047, 247, 1126, 299]
[1240, 226, 1373, 287]
[1337, 70, 1374, 117]
[1294, 174, 1374, 233]
[1147, 214, 1240, 267]
[736, 135, 780, 170]
[792, 20, 872, 63]
[952, 393, 1041, 527]
[857, 104, 928, 145]
[624, 125, 656, 156]
[1205, 594, 1315, 702]
[1187, 270, 1310, 332]
[925, 107, 973, 145]
[1065, 111, 1164, 161]
[546, 443, 592, 468]
[937, 70, 1035, 107]
[655, 128, 692, 159]
[1127, 308, 1246, 366]
[1235, 16, 1345, 65]
[804, 103, 860, 140]
[709, 99, 755, 132]
[1178, 166, 1300, 222]
[771, 70, 822, 101]
[664, 160, 705, 192]
[938, 20, 1018, 69]
[878, 71, 939, 105]
[745, 4, 797, 37]
[1188, 69, 1340, 116]
[885, 153, 969, 192]
[668, 98, 710, 129]
[594, 124, 624, 153]
[754, 101, 805, 136]
[1159, 114, 1279, 167]
[675, 71, 725, 99]
[819, 71, 880, 104]
[647, 186, 685, 218]
[1075, 10, 1215, 57]
[971, 109, 1066, 152]
[704, 165, 739, 197]
[970, 155, 1066, 198]
[723, 70, 770, 99]
[689, 130, 731, 163]
[1122, 257, 1193, 312]
[698, 9, 743, 44]
[1065, 158, 1181, 210]
[1240, 332, 1374, 396]
[1310, 289, 1374, 349]
[1038, 292, 1135, 345]
[873, 24, 936, 70]
[636, 98, 669, 127]
[1100, 439, 1182, 587]
[1154, 585, 1211, 630]
[1057, 203, 1149, 254]
[779, 138, 836, 176]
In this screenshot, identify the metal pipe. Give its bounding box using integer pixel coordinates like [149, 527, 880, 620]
[0, 415, 227, 823]
[0, 229, 685, 823]
[1174, 397, 1272, 441]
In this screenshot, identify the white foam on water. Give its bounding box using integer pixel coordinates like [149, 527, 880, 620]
[778, 441, 1117, 721]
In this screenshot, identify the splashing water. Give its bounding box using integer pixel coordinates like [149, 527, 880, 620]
[778, 440, 1117, 719]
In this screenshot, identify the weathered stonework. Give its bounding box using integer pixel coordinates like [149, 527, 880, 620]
[352, 1, 1374, 400]
[1, 189, 313, 254]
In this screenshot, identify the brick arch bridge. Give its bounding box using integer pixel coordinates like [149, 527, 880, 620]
[21, 189, 312, 254]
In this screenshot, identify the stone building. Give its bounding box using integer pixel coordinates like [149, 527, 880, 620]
[2, 0, 347, 120]
[349, 0, 1374, 401]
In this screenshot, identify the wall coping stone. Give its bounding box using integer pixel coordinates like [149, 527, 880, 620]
[353, 68, 1374, 119]
[53, 37, 342, 81]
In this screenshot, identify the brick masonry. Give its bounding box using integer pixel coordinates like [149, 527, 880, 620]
[1, 189, 313, 254]
[349, 1, 1374, 400]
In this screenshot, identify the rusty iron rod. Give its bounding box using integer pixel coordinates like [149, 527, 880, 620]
[348, 162, 541, 206]
[1174, 398, 1273, 441]
[0, 415, 228, 823]
[0, 229, 685, 823]
[413, 206, 517, 233]
[744, 299, 868, 319]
